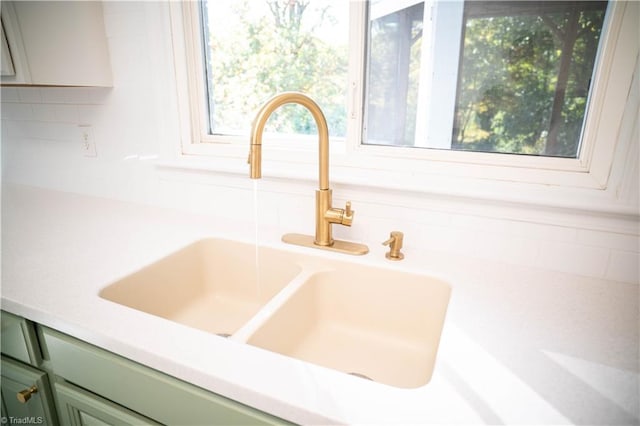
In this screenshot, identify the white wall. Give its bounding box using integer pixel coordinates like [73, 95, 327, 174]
[1, 1, 638, 284]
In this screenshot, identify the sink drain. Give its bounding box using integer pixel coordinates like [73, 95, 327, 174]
[216, 333, 231, 338]
[348, 372, 373, 381]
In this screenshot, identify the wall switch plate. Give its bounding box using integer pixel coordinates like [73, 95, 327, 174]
[79, 125, 97, 157]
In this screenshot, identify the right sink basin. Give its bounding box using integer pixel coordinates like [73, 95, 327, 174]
[246, 262, 451, 389]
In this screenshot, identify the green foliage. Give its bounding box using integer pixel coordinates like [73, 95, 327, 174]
[206, 0, 347, 137]
[453, 4, 607, 157]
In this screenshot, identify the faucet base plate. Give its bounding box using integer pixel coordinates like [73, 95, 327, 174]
[282, 233, 369, 256]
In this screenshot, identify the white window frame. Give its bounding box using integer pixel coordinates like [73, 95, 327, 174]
[167, 1, 635, 205]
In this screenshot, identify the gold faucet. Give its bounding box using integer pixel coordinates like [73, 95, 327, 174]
[249, 92, 369, 255]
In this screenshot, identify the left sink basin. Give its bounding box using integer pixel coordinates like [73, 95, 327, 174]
[99, 238, 302, 336]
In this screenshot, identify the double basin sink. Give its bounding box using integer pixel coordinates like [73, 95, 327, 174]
[99, 238, 451, 389]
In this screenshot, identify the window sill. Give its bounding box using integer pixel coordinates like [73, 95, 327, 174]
[155, 154, 638, 220]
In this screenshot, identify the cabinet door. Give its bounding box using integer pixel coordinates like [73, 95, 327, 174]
[0, 357, 57, 426]
[55, 382, 160, 426]
[0, 1, 111, 86]
[1, 17, 15, 76]
[0, 2, 30, 84]
[1, 311, 42, 366]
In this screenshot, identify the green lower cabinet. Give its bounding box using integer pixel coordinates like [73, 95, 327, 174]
[0, 357, 57, 426]
[54, 381, 159, 426]
[0, 312, 295, 426]
[40, 327, 294, 425]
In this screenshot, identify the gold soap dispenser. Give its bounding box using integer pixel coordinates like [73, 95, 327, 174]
[382, 231, 404, 260]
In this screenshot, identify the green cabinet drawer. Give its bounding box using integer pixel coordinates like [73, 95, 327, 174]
[1, 311, 41, 365]
[55, 381, 160, 426]
[40, 327, 294, 425]
[1, 356, 57, 426]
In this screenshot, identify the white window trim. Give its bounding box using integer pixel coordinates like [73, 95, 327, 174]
[164, 1, 637, 214]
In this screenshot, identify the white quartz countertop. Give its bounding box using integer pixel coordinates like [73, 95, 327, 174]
[2, 184, 638, 425]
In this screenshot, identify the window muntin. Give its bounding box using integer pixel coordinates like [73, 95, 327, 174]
[364, 0, 608, 159]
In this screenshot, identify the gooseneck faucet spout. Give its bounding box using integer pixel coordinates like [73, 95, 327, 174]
[248, 92, 368, 255]
[249, 92, 329, 190]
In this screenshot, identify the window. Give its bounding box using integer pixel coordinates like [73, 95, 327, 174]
[172, 0, 632, 193]
[365, 0, 608, 159]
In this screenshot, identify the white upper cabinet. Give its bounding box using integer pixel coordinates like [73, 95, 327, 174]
[0, 1, 112, 87]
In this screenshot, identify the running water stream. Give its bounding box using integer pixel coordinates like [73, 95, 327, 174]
[253, 180, 261, 301]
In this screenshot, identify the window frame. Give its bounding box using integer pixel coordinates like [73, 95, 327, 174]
[168, 0, 632, 195]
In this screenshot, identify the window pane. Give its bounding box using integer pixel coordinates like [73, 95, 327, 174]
[364, 0, 608, 159]
[453, 1, 608, 157]
[365, 1, 425, 146]
[201, 0, 349, 138]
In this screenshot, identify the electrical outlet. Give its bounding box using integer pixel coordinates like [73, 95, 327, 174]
[79, 125, 97, 157]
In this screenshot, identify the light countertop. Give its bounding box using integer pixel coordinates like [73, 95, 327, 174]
[2, 184, 638, 425]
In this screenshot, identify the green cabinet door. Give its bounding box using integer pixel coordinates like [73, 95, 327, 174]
[1, 311, 41, 365]
[54, 381, 160, 426]
[0, 357, 57, 426]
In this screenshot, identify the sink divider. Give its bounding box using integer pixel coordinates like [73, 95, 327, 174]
[230, 267, 325, 343]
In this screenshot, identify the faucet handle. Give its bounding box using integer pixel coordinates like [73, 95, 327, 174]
[342, 201, 354, 226]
